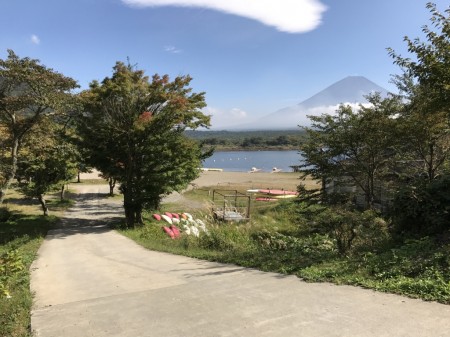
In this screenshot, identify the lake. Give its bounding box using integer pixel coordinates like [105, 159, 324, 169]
[202, 150, 303, 172]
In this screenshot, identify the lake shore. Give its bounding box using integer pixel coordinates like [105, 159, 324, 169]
[80, 169, 316, 191]
[191, 171, 316, 191]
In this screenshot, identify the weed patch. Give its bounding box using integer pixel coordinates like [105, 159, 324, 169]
[121, 192, 450, 305]
[0, 205, 59, 337]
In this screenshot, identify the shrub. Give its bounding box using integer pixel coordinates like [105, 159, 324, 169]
[199, 225, 251, 252]
[391, 175, 450, 236]
[299, 206, 388, 255]
[353, 211, 389, 251]
[363, 237, 450, 280]
[251, 230, 337, 272]
[0, 249, 25, 298]
[0, 207, 11, 222]
[298, 261, 348, 282]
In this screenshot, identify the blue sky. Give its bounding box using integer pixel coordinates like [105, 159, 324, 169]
[1, 0, 447, 128]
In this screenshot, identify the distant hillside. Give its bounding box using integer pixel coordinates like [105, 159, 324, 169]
[186, 130, 305, 150]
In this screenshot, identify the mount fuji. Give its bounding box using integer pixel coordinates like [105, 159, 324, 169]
[235, 76, 389, 130]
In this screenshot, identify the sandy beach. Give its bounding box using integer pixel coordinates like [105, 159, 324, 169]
[80, 169, 316, 192]
[191, 171, 316, 191]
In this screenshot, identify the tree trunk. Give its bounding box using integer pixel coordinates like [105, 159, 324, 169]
[124, 152, 138, 228]
[0, 138, 19, 204]
[38, 194, 49, 216]
[135, 203, 144, 225]
[123, 185, 135, 228]
[124, 205, 135, 228]
[60, 184, 65, 200]
[428, 143, 435, 182]
[364, 171, 376, 210]
[108, 177, 116, 196]
[77, 171, 81, 183]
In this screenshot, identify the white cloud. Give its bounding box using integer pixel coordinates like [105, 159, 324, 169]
[306, 102, 372, 117]
[204, 106, 251, 129]
[292, 103, 372, 127]
[122, 0, 327, 33]
[230, 108, 247, 119]
[164, 45, 182, 53]
[30, 34, 40, 45]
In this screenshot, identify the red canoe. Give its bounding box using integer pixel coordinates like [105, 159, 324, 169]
[170, 225, 181, 238]
[162, 226, 175, 239]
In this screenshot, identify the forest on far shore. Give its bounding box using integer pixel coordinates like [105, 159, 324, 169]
[185, 129, 306, 150]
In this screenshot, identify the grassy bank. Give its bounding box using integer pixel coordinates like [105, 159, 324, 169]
[0, 192, 70, 337]
[120, 188, 450, 305]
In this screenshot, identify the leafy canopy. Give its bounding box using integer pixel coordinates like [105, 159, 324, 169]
[0, 50, 78, 200]
[80, 62, 211, 227]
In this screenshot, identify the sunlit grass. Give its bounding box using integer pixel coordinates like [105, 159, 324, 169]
[121, 185, 450, 305]
[0, 188, 72, 337]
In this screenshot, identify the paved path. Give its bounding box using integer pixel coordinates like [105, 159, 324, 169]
[31, 186, 450, 337]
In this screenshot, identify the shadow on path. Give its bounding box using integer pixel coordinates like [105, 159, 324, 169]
[55, 185, 124, 236]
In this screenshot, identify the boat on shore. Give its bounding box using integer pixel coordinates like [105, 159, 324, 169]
[248, 188, 299, 201]
[248, 167, 262, 173]
[257, 189, 298, 196]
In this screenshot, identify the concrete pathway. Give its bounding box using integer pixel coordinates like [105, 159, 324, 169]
[30, 186, 450, 337]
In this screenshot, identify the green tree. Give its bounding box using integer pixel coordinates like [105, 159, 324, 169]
[391, 174, 450, 235]
[388, 3, 450, 182]
[386, 3, 450, 234]
[79, 62, 210, 227]
[395, 97, 450, 182]
[16, 122, 79, 215]
[0, 50, 78, 202]
[300, 94, 401, 210]
[242, 136, 264, 148]
[388, 3, 450, 116]
[0, 125, 9, 187]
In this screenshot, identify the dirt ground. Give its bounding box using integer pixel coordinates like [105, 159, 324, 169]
[80, 170, 317, 192]
[160, 171, 317, 209]
[191, 171, 316, 191]
[79, 170, 317, 209]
